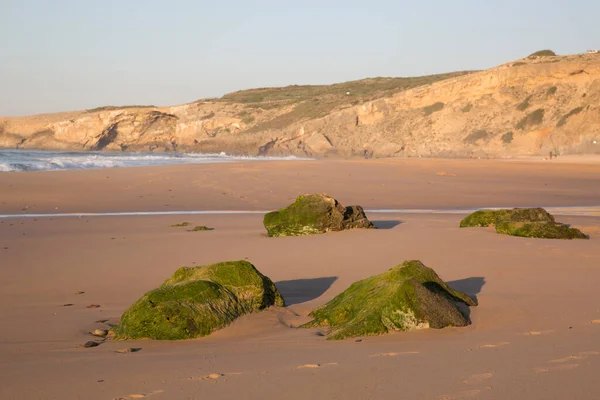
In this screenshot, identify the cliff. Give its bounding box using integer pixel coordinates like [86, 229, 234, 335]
[2, 52, 599, 158]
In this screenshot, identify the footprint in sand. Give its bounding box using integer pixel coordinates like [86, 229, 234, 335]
[296, 362, 338, 369]
[438, 389, 481, 400]
[550, 355, 588, 363]
[478, 342, 510, 349]
[369, 351, 419, 357]
[462, 372, 494, 385]
[116, 390, 163, 399]
[534, 364, 579, 373]
[190, 372, 242, 381]
[525, 330, 554, 336]
[550, 351, 599, 363]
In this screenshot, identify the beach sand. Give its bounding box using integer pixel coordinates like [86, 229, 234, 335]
[1, 157, 600, 399]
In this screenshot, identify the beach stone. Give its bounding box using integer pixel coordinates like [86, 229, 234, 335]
[302, 260, 477, 340]
[115, 348, 142, 353]
[90, 329, 108, 337]
[112, 261, 284, 340]
[263, 194, 375, 237]
[83, 341, 99, 348]
[460, 208, 588, 239]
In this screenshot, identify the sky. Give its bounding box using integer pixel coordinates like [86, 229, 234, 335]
[1, 0, 598, 116]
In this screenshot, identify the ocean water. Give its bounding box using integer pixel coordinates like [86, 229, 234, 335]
[0, 149, 309, 172]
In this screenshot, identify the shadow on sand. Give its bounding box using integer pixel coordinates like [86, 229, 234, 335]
[276, 276, 338, 306]
[446, 277, 486, 321]
[372, 220, 403, 229]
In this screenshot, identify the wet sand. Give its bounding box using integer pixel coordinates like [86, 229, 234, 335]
[1, 158, 600, 399]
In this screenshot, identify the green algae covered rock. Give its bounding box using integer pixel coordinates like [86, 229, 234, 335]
[112, 261, 284, 340]
[302, 260, 477, 340]
[460, 208, 588, 239]
[263, 194, 375, 237]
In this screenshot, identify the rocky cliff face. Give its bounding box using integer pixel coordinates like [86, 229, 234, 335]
[2, 53, 600, 158]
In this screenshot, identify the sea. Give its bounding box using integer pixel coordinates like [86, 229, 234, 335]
[0, 149, 309, 172]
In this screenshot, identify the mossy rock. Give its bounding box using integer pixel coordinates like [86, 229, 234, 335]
[302, 260, 476, 340]
[460, 208, 588, 239]
[459, 207, 553, 228]
[112, 261, 284, 340]
[495, 220, 588, 239]
[263, 194, 375, 237]
[188, 225, 212, 231]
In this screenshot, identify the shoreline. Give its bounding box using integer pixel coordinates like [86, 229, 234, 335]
[2, 205, 600, 219]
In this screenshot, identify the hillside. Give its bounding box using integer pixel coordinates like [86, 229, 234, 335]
[2, 52, 600, 158]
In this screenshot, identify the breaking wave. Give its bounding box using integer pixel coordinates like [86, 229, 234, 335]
[0, 150, 310, 172]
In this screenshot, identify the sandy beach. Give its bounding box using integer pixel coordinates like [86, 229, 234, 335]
[1, 157, 600, 400]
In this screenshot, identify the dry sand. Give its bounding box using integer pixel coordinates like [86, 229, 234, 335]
[1, 157, 600, 399]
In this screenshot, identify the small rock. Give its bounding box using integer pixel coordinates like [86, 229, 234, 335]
[90, 329, 108, 337]
[87, 304, 101, 309]
[61, 303, 74, 307]
[82, 341, 99, 348]
[95, 319, 109, 324]
[203, 373, 224, 380]
[115, 348, 142, 353]
[75, 291, 85, 295]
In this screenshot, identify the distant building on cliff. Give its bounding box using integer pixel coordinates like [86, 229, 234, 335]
[586, 49, 600, 54]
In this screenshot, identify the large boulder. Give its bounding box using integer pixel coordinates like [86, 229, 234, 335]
[460, 208, 588, 239]
[263, 194, 375, 237]
[302, 260, 477, 340]
[112, 261, 284, 340]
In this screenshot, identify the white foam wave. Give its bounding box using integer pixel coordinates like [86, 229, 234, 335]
[0, 150, 310, 172]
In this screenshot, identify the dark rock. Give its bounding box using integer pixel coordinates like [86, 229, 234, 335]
[302, 260, 476, 340]
[263, 194, 375, 237]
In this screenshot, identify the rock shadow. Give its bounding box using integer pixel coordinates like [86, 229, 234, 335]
[276, 276, 338, 306]
[446, 277, 486, 320]
[372, 220, 403, 229]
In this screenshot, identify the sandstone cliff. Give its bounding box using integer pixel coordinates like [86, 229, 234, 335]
[2, 53, 599, 158]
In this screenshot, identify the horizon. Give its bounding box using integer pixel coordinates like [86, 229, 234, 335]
[1, 0, 599, 117]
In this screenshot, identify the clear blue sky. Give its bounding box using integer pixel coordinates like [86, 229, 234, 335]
[1, 0, 597, 116]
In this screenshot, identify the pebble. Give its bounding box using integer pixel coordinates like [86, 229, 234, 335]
[203, 373, 224, 380]
[86, 304, 101, 309]
[83, 341, 99, 348]
[90, 329, 108, 337]
[115, 348, 142, 353]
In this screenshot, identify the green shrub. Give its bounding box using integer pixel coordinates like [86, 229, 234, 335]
[516, 109, 545, 130]
[546, 86, 557, 96]
[516, 95, 533, 111]
[556, 107, 584, 128]
[461, 103, 473, 113]
[86, 105, 155, 113]
[501, 132, 514, 144]
[463, 130, 489, 144]
[528, 50, 556, 58]
[423, 102, 445, 116]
